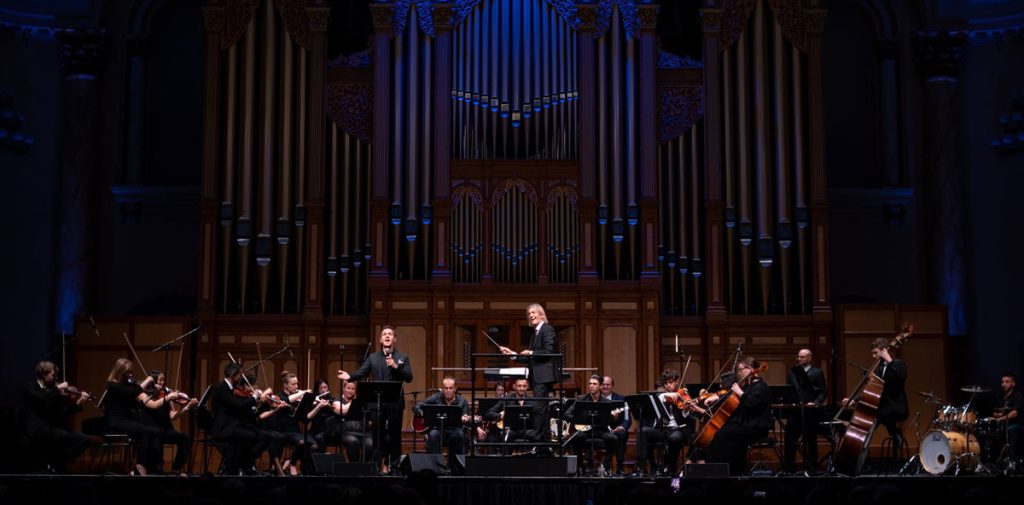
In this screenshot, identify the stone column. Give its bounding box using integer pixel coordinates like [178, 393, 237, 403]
[54, 29, 107, 333]
[914, 30, 969, 335]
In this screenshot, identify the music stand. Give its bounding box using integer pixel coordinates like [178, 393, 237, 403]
[421, 404, 465, 458]
[502, 404, 535, 438]
[625, 393, 665, 428]
[356, 381, 402, 473]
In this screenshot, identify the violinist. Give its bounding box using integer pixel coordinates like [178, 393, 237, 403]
[20, 361, 92, 472]
[703, 356, 771, 476]
[332, 380, 374, 461]
[635, 368, 699, 477]
[103, 358, 165, 476]
[307, 378, 335, 452]
[140, 370, 195, 475]
[269, 371, 320, 475]
[210, 362, 266, 475]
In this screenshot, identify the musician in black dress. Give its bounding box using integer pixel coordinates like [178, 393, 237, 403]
[782, 349, 828, 474]
[703, 357, 772, 476]
[140, 370, 195, 475]
[500, 303, 559, 441]
[636, 368, 699, 476]
[563, 375, 620, 474]
[993, 372, 1022, 461]
[103, 358, 164, 475]
[337, 325, 413, 473]
[414, 376, 471, 457]
[307, 378, 336, 452]
[332, 380, 374, 461]
[20, 361, 92, 472]
[270, 371, 321, 475]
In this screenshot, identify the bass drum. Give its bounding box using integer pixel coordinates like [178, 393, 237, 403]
[919, 430, 978, 475]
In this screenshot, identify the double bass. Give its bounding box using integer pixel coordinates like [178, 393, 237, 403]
[833, 323, 912, 475]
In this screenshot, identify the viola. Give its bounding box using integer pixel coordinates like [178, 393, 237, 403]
[61, 384, 93, 403]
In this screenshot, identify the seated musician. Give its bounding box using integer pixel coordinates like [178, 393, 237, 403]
[635, 368, 700, 476]
[601, 375, 631, 476]
[414, 376, 470, 457]
[563, 374, 620, 475]
[210, 363, 270, 475]
[484, 378, 539, 446]
[20, 361, 92, 472]
[331, 380, 374, 461]
[269, 371, 322, 475]
[782, 349, 827, 474]
[993, 372, 1022, 461]
[307, 378, 337, 453]
[140, 370, 196, 475]
[702, 356, 771, 476]
[103, 358, 165, 475]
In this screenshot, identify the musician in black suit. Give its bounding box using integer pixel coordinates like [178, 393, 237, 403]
[601, 375, 631, 475]
[635, 368, 699, 476]
[870, 337, 909, 455]
[563, 375, 620, 475]
[414, 376, 471, 457]
[337, 325, 413, 473]
[782, 349, 828, 474]
[20, 361, 92, 472]
[500, 303, 559, 441]
[704, 357, 772, 476]
[210, 362, 265, 475]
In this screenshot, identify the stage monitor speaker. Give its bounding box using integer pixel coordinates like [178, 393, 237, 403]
[400, 453, 450, 475]
[684, 463, 730, 477]
[464, 456, 576, 476]
[311, 454, 376, 476]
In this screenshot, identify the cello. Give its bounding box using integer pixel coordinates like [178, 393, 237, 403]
[833, 323, 912, 475]
[692, 362, 768, 450]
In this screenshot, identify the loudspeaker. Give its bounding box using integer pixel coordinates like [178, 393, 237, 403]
[399, 453, 450, 475]
[683, 463, 730, 477]
[464, 456, 576, 476]
[311, 454, 375, 476]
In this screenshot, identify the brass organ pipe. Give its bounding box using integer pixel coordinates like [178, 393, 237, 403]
[792, 45, 808, 311]
[407, 10, 419, 224]
[259, 3, 276, 312]
[393, 27, 404, 211]
[239, 18, 257, 312]
[520, 0, 528, 116]
[328, 125, 338, 312]
[355, 140, 364, 313]
[678, 137, 687, 312]
[690, 126, 700, 268]
[597, 34, 607, 216]
[222, 44, 238, 311]
[501, 0, 509, 111]
[422, 33, 431, 214]
[736, 30, 752, 313]
[753, 2, 771, 312]
[772, 23, 790, 314]
[295, 51, 306, 312]
[279, 30, 294, 314]
[723, 46, 735, 310]
[342, 133, 351, 271]
[626, 34, 636, 215]
[611, 8, 622, 220]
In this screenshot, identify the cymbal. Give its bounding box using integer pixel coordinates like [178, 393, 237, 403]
[916, 391, 944, 404]
[960, 385, 990, 394]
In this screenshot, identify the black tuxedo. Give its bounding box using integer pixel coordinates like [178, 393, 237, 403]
[783, 365, 828, 472]
[347, 349, 413, 468]
[20, 381, 90, 471]
[635, 394, 696, 475]
[210, 379, 264, 474]
[564, 394, 619, 472]
[516, 323, 557, 439]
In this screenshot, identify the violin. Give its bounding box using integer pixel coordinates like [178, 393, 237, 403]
[150, 386, 193, 406]
[60, 383, 94, 403]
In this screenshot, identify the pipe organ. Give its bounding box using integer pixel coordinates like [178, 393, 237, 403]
[196, 0, 832, 391]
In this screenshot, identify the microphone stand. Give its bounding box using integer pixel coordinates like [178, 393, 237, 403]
[244, 345, 293, 374]
[152, 326, 202, 382]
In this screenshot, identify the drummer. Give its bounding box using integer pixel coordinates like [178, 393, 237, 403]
[992, 373, 1021, 461]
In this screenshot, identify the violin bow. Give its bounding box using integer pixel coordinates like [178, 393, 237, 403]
[124, 332, 148, 377]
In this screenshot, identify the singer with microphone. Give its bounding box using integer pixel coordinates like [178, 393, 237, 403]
[336, 326, 412, 474]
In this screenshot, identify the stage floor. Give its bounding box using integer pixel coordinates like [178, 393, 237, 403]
[1, 473, 1021, 505]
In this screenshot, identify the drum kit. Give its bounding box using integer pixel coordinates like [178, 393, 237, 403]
[913, 385, 1006, 475]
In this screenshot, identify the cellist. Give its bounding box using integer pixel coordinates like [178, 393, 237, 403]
[843, 338, 908, 457]
[701, 356, 772, 475]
